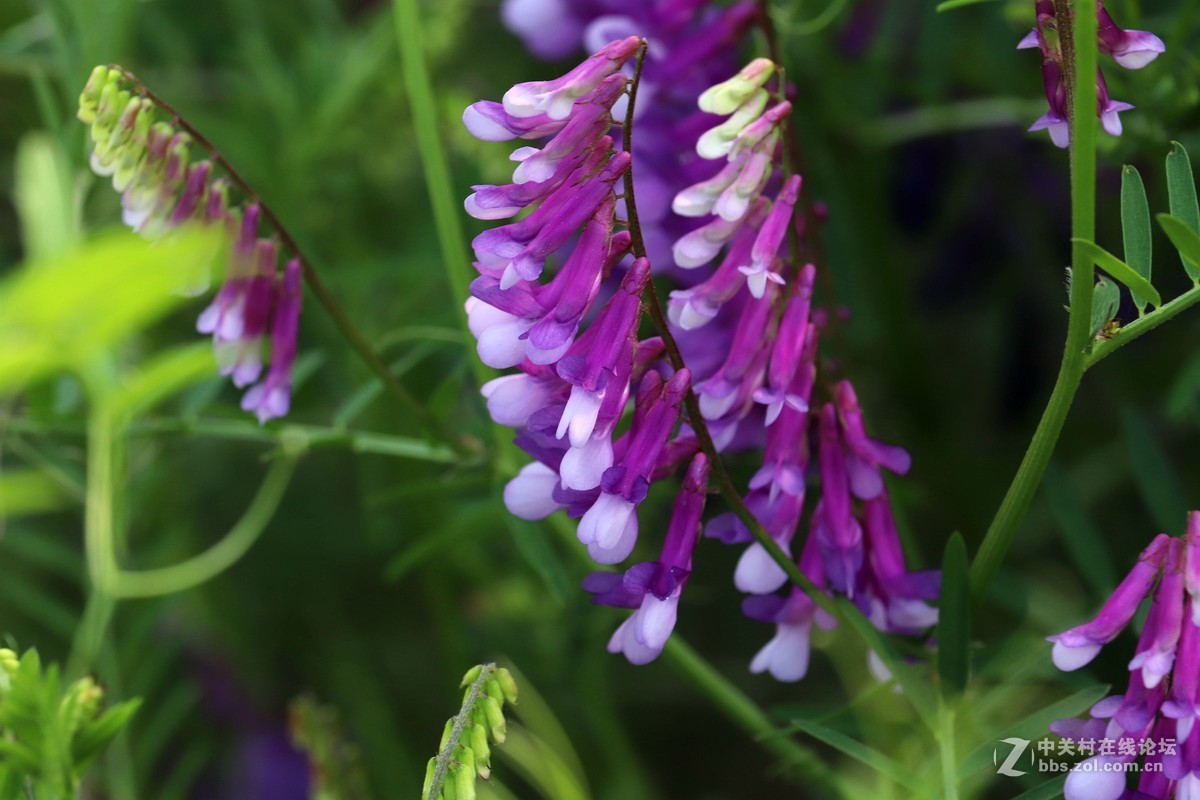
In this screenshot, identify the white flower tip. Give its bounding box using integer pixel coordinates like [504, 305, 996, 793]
[1051, 640, 1102, 671]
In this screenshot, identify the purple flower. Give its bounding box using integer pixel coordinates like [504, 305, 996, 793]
[586, 453, 709, 664]
[241, 259, 302, 423]
[1098, 5, 1166, 69]
[1048, 533, 1170, 671]
[503, 36, 640, 120]
[740, 175, 800, 298]
[578, 368, 689, 564]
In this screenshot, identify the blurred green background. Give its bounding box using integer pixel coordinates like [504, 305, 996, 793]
[2, 0, 1200, 797]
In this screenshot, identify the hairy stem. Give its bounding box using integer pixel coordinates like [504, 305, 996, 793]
[112, 67, 472, 458]
[969, 0, 1097, 602]
[426, 664, 495, 800]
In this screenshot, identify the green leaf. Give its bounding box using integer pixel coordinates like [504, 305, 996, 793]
[1158, 213, 1200, 284]
[1121, 407, 1188, 531]
[959, 684, 1109, 776]
[783, 716, 923, 790]
[1089, 277, 1120, 339]
[14, 133, 78, 263]
[72, 698, 141, 768]
[835, 597, 938, 729]
[1042, 464, 1117, 594]
[935, 0, 998, 11]
[1120, 165, 1153, 312]
[937, 533, 970, 699]
[1072, 239, 1162, 308]
[0, 471, 67, 518]
[0, 227, 223, 392]
[111, 344, 216, 419]
[1167, 141, 1200, 280]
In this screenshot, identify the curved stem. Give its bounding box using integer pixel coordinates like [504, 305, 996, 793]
[110, 455, 297, 598]
[969, 0, 1097, 602]
[111, 67, 473, 459]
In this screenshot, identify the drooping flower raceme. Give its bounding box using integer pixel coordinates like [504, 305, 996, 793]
[1019, 0, 1164, 147]
[1047, 514, 1200, 800]
[77, 66, 303, 423]
[470, 30, 936, 681]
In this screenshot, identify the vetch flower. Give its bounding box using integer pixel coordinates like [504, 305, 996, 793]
[585, 454, 710, 664]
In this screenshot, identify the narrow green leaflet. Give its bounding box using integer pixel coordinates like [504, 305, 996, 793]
[1042, 465, 1117, 593]
[784, 716, 922, 791]
[958, 684, 1109, 776]
[1121, 165, 1153, 311]
[938, 533, 970, 699]
[935, 0, 998, 11]
[0, 472, 66, 518]
[1158, 214, 1200, 284]
[835, 597, 938, 728]
[1072, 238, 1161, 307]
[1089, 277, 1120, 338]
[1167, 141, 1200, 280]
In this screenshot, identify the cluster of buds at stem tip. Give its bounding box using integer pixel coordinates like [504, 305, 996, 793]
[77, 66, 303, 423]
[1019, 0, 1164, 148]
[421, 665, 518, 800]
[1047, 513, 1200, 800]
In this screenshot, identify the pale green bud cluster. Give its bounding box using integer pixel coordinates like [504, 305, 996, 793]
[421, 664, 518, 800]
[698, 57, 776, 115]
[77, 66, 231, 242]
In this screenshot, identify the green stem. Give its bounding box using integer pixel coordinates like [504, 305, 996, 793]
[109, 456, 297, 598]
[938, 705, 959, 800]
[1086, 283, 1200, 367]
[969, 0, 1097, 602]
[426, 664, 495, 800]
[661, 639, 840, 796]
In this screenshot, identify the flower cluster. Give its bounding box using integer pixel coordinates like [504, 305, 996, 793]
[1020, 0, 1164, 148]
[77, 67, 302, 423]
[1048, 513, 1200, 800]
[500, 0, 759, 267]
[469, 24, 937, 678]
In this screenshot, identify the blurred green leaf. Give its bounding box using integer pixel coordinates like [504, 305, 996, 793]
[935, 0, 998, 10]
[1121, 164, 1153, 312]
[14, 132, 78, 262]
[1042, 464, 1117, 594]
[1072, 239, 1161, 308]
[111, 344, 216, 419]
[1157, 213, 1200, 283]
[938, 533, 969, 699]
[1121, 407, 1188, 531]
[782, 716, 922, 790]
[1010, 776, 1067, 799]
[0, 470, 66, 517]
[497, 725, 590, 800]
[959, 684, 1108, 776]
[1167, 141, 1200, 281]
[0, 228, 222, 392]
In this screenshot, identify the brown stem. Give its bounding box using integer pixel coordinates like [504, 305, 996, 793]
[110, 66, 477, 459]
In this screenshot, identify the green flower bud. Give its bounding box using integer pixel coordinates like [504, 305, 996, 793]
[696, 89, 769, 160]
[467, 721, 491, 779]
[698, 58, 777, 116]
[494, 668, 518, 705]
[422, 757, 437, 798]
[78, 66, 118, 124]
[452, 760, 476, 800]
[460, 664, 484, 688]
[477, 695, 506, 744]
[438, 718, 456, 751]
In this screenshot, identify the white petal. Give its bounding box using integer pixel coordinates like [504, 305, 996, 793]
[503, 463, 562, 520]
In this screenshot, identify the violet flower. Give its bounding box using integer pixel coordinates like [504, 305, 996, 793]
[585, 454, 710, 664]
